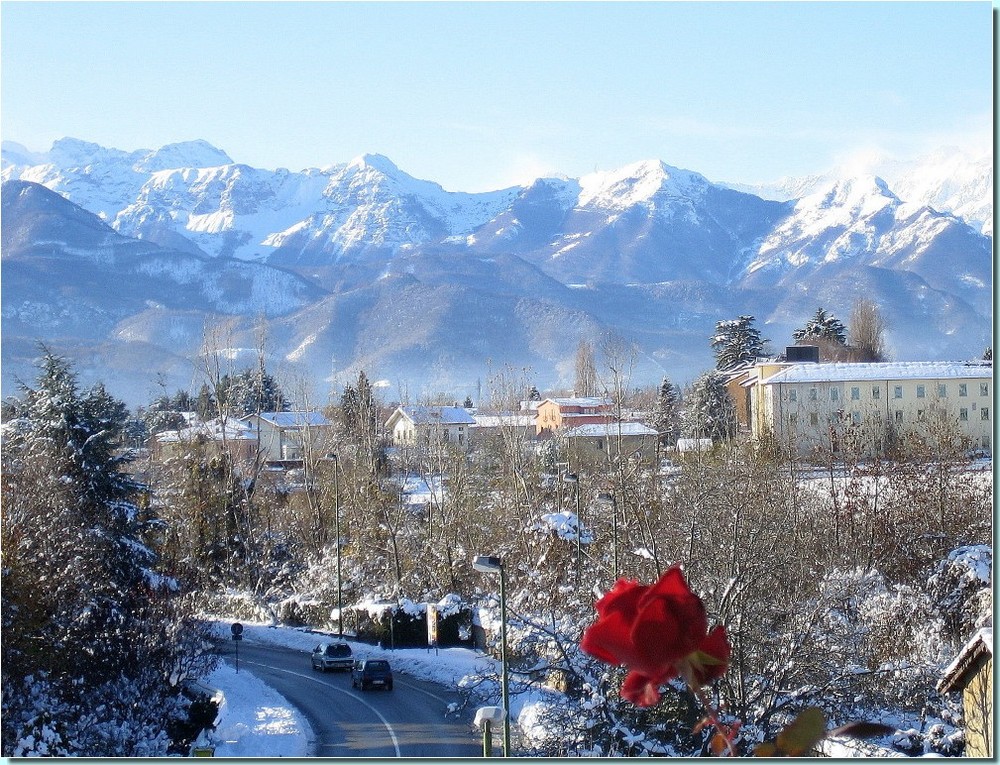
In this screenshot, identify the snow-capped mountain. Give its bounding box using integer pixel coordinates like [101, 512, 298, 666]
[1, 138, 992, 405]
[729, 147, 993, 236]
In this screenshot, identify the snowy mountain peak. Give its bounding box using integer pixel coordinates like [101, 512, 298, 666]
[578, 159, 709, 209]
[346, 153, 402, 176]
[801, 175, 899, 219]
[48, 137, 128, 168]
[132, 140, 233, 172]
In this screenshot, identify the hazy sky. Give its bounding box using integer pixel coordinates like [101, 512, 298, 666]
[1, 1, 992, 191]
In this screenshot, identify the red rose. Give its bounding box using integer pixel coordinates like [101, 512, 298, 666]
[581, 566, 730, 707]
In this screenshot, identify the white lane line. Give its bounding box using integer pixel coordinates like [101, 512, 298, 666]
[241, 659, 402, 757]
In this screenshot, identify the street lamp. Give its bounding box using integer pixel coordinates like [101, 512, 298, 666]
[321, 453, 344, 639]
[597, 491, 619, 581]
[472, 555, 510, 757]
[562, 472, 582, 583]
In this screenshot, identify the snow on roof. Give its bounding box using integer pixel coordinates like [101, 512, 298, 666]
[938, 627, 993, 694]
[156, 417, 258, 443]
[542, 396, 612, 408]
[250, 411, 329, 428]
[397, 405, 476, 425]
[472, 413, 536, 428]
[562, 422, 658, 438]
[764, 361, 992, 385]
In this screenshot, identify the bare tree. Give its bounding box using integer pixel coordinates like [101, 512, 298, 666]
[574, 339, 599, 397]
[849, 298, 889, 362]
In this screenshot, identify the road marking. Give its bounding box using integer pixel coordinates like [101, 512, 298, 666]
[240, 659, 402, 757]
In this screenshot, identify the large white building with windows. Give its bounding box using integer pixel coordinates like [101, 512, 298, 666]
[746, 360, 993, 456]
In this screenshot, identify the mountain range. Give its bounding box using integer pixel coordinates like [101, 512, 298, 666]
[1, 138, 992, 406]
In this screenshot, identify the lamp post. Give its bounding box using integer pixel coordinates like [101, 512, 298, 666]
[562, 472, 581, 583]
[597, 491, 619, 581]
[322, 453, 344, 638]
[472, 555, 510, 757]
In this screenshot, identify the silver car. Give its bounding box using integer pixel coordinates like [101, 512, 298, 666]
[311, 641, 353, 672]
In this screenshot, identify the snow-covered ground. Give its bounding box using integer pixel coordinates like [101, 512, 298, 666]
[198, 619, 506, 757]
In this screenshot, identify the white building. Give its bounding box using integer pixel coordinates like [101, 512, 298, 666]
[747, 360, 993, 456]
[241, 411, 331, 463]
[385, 405, 476, 448]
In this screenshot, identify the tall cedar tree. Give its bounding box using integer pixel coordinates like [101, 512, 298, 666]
[711, 315, 768, 371]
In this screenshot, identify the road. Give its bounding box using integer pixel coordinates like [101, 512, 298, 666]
[219, 642, 482, 757]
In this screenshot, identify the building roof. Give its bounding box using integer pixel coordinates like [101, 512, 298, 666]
[938, 627, 994, 694]
[248, 411, 329, 428]
[563, 422, 658, 438]
[395, 405, 476, 426]
[763, 361, 992, 385]
[156, 417, 258, 443]
[472, 413, 536, 428]
[541, 396, 613, 408]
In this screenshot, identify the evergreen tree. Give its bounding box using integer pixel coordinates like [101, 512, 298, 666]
[1, 348, 215, 756]
[711, 315, 767, 371]
[463, 396, 474, 409]
[528, 385, 542, 402]
[683, 370, 737, 442]
[650, 377, 682, 446]
[793, 307, 848, 345]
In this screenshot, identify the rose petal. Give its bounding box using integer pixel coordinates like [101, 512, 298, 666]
[621, 670, 663, 707]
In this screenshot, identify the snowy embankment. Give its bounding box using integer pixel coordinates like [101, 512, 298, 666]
[198, 661, 312, 757]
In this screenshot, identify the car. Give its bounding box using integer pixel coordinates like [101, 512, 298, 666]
[311, 641, 353, 672]
[351, 658, 393, 691]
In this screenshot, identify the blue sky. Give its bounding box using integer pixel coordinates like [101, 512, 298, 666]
[1, 1, 992, 191]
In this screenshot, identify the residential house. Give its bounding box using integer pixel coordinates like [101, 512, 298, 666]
[938, 628, 993, 757]
[386, 405, 476, 448]
[152, 416, 260, 467]
[241, 411, 331, 465]
[745, 360, 993, 457]
[471, 412, 537, 442]
[562, 421, 659, 462]
[535, 397, 614, 435]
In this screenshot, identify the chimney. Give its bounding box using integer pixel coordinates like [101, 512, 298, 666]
[786, 345, 820, 363]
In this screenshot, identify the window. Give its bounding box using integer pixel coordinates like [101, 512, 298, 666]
[916, 385, 925, 398]
[596, 438, 604, 450]
[789, 389, 797, 402]
[938, 384, 947, 397]
[809, 412, 819, 426]
[981, 407, 990, 421]
[894, 410, 903, 423]
[983, 435, 991, 449]
[981, 383, 989, 396]
[851, 411, 862, 424]
[872, 386, 881, 399]
[831, 388, 839, 402]
[809, 388, 818, 402]
[789, 413, 798, 424]
[894, 385, 903, 399]
[917, 409, 925, 420]
[959, 383, 968, 397]
[851, 386, 860, 400]
[960, 408, 969, 422]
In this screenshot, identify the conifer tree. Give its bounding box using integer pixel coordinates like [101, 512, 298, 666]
[711, 315, 767, 371]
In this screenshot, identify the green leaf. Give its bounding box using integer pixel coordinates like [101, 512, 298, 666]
[774, 708, 827, 756]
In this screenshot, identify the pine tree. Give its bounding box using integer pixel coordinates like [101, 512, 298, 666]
[793, 307, 848, 345]
[683, 370, 737, 441]
[1, 348, 215, 756]
[711, 315, 767, 371]
[650, 377, 682, 446]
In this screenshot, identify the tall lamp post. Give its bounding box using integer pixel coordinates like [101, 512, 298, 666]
[472, 555, 510, 757]
[597, 491, 619, 581]
[322, 453, 344, 639]
[562, 472, 581, 583]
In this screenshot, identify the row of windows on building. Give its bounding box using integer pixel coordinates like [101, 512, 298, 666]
[788, 381, 990, 403]
[789, 407, 991, 426]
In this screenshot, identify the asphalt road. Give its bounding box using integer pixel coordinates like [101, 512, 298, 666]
[219, 641, 482, 757]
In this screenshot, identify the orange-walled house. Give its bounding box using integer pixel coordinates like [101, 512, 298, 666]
[535, 396, 614, 435]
